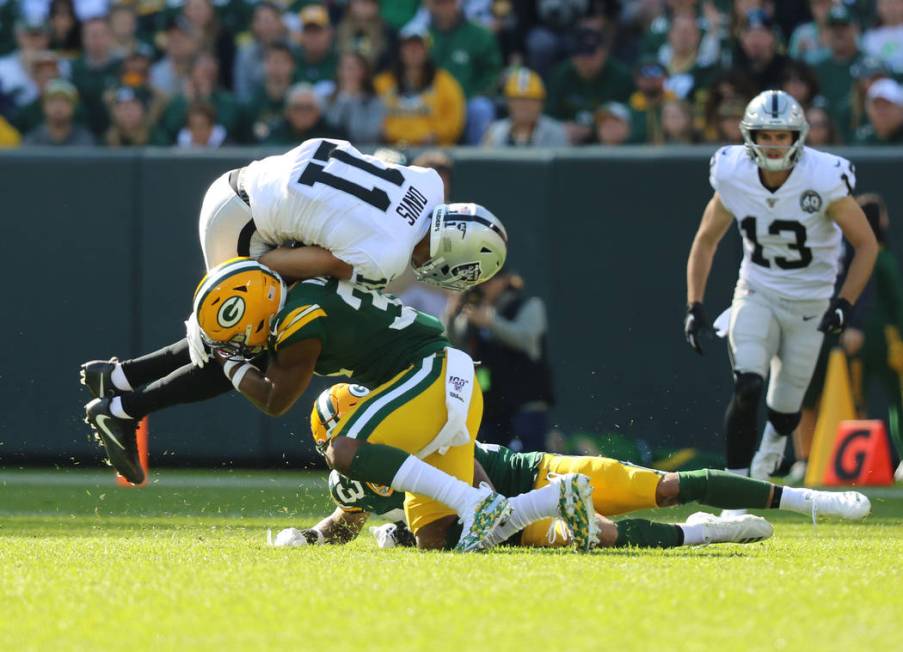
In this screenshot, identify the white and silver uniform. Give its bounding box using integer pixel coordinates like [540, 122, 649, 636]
[711, 145, 855, 413]
[197, 139, 444, 287]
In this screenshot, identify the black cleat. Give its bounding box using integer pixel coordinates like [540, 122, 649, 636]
[80, 358, 120, 399]
[85, 397, 144, 484]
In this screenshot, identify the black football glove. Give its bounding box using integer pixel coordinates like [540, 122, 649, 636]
[684, 302, 713, 355]
[818, 298, 853, 335]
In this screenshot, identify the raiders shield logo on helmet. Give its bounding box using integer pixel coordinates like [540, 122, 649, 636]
[451, 262, 482, 282]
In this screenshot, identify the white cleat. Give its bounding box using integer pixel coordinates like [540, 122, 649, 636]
[719, 508, 748, 518]
[805, 489, 871, 521]
[552, 473, 598, 552]
[750, 433, 788, 480]
[455, 483, 512, 552]
[685, 511, 774, 545]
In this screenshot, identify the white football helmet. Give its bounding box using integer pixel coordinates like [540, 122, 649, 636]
[412, 203, 508, 292]
[739, 90, 809, 172]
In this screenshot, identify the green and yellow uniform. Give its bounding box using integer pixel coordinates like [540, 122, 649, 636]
[328, 441, 665, 546]
[271, 277, 480, 532]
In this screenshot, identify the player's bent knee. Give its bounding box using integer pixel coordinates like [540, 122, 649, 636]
[767, 408, 801, 437]
[655, 473, 681, 507]
[326, 436, 360, 474]
[733, 372, 764, 408]
[595, 515, 618, 548]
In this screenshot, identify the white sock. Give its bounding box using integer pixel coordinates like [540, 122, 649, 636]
[679, 523, 706, 546]
[726, 467, 749, 477]
[484, 482, 561, 546]
[778, 486, 811, 514]
[109, 396, 134, 420]
[390, 455, 477, 516]
[111, 364, 133, 392]
[761, 422, 785, 445]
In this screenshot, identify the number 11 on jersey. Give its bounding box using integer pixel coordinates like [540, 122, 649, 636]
[298, 141, 404, 211]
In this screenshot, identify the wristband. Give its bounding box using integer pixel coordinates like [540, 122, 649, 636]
[222, 359, 241, 376]
[230, 362, 255, 390]
[304, 528, 325, 545]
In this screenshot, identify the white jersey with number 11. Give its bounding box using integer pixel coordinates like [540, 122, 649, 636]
[242, 138, 444, 287]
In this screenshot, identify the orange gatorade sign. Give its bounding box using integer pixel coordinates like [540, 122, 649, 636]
[823, 420, 893, 486]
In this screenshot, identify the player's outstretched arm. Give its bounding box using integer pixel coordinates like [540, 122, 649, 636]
[259, 246, 353, 284]
[686, 192, 733, 305]
[684, 193, 733, 354]
[219, 338, 322, 416]
[822, 197, 879, 334]
[272, 508, 369, 547]
[314, 507, 370, 544]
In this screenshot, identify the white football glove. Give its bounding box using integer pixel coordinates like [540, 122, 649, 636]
[185, 312, 209, 368]
[369, 523, 400, 549]
[269, 527, 324, 547]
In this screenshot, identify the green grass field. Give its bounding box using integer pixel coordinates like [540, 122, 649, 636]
[1, 469, 901, 652]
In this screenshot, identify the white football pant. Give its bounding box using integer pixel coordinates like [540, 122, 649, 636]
[728, 280, 828, 414]
[197, 170, 269, 270]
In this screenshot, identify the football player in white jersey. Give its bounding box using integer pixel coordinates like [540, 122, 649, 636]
[79, 139, 508, 484]
[684, 90, 878, 482]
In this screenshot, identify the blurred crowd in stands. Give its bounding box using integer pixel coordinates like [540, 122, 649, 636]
[1, 0, 902, 149]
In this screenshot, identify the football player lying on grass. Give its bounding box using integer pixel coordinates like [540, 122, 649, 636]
[272, 384, 871, 551]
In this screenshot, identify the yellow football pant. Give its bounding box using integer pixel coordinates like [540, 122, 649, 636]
[520, 455, 664, 547]
[334, 351, 483, 534]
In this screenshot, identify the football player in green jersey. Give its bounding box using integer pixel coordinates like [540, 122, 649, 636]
[273, 383, 872, 550]
[195, 258, 602, 552]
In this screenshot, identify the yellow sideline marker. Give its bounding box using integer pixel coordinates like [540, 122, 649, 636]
[806, 349, 856, 487]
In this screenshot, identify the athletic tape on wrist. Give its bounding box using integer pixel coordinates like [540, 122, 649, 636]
[231, 363, 255, 390]
[222, 359, 241, 377]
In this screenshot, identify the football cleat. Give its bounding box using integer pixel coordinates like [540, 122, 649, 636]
[455, 483, 512, 553]
[750, 433, 788, 480]
[79, 358, 120, 400]
[553, 473, 598, 552]
[804, 489, 871, 521]
[685, 511, 774, 545]
[85, 397, 144, 484]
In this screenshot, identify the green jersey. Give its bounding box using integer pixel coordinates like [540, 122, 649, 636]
[328, 470, 405, 520]
[327, 442, 544, 518]
[269, 277, 448, 388]
[473, 442, 544, 498]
